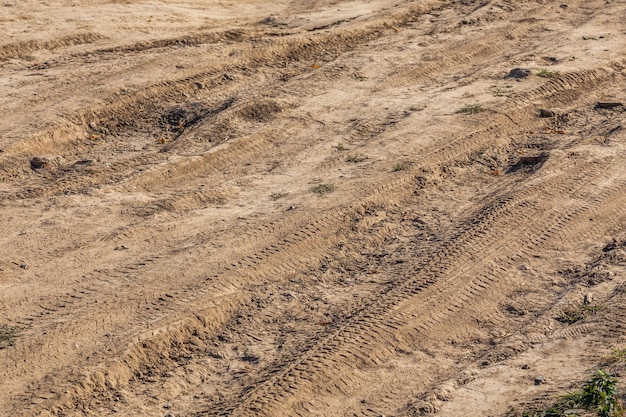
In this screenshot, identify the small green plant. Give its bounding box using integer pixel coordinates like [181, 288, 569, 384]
[310, 183, 336, 196]
[537, 68, 559, 78]
[610, 347, 626, 363]
[556, 304, 603, 324]
[346, 154, 367, 163]
[580, 371, 624, 417]
[335, 143, 349, 151]
[353, 72, 368, 81]
[392, 163, 405, 172]
[522, 370, 624, 417]
[456, 102, 486, 114]
[270, 192, 288, 201]
[0, 324, 20, 349]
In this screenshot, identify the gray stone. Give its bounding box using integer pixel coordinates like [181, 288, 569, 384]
[508, 68, 531, 79]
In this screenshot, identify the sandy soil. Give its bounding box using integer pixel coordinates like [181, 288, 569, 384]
[1, 0, 626, 416]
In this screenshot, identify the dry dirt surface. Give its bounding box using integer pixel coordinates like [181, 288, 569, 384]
[1, 0, 626, 416]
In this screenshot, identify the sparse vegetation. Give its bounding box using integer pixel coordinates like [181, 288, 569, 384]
[310, 183, 336, 196]
[610, 347, 626, 363]
[456, 102, 486, 114]
[489, 84, 515, 97]
[392, 163, 405, 172]
[270, 191, 288, 201]
[537, 68, 559, 78]
[523, 370, 624, 417]
[335, 143, 349, 151]
[346, 154, 368, 163]
[0, 324, 20, 349]
[556, 303, 603, 324]
[353, 72, 368, 81]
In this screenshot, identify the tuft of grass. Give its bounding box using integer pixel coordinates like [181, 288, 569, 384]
[488, 85, 515, 97]
[392, 163, 405, 172]
[456, 102, 486, 114]
[610, 347, 626, 363]
[270, 192, 288, 201]
[556, 303, 603, 324]
[537, 68, 559, 78]
[310, 183, 336, 196]
[334, 143, 349, 151]
[346, 154, 368, 163]
[353, 72, 368, 81]
[0, 324, 20, 349]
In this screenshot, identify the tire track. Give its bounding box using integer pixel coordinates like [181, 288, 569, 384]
[0, 33, 106, 60]
[196, 120, 624, 416]
[14, 58, 623, 414]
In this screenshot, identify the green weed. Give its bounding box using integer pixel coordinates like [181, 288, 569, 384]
[456, 103, 486, 114]
[537, 68, 559, 78]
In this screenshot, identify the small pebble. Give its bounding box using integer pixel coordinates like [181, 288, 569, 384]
[534, 376, 545, 385]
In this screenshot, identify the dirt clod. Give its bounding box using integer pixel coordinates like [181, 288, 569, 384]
[508, 68, 531, 79]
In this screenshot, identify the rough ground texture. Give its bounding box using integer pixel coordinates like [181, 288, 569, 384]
[1, 0, 626, 416]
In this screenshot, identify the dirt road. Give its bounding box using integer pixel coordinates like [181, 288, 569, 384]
[1, 0, 625, 415]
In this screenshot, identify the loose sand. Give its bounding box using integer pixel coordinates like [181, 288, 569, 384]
[1, 0, 625, 416]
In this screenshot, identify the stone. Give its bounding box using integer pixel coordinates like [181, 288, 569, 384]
[30, 157, 47, 169]
[508, 68, 531, 79]
[534, 376, 545, 385]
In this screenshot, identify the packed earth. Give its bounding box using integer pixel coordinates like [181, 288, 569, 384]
[1, 0, 626, 416]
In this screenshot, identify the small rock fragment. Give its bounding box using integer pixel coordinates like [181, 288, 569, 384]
[539, 109, 556, 118]
[165, 413, 175, 417]
[595, 102, 623, 109]
[534, 376, 545, 385]
[603, 240, 617, 252]
[583, 292, 593, 305]
[196, 82, 205, 90]
[508, 68, 531, 79]
[30, 157, 47, 170]
[521, 364, 530, 370]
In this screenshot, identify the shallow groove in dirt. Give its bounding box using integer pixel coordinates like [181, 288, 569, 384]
[2, 0, 625, 416]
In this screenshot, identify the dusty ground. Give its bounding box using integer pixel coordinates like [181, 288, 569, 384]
[1, 0, 626, 416]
